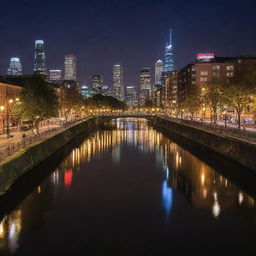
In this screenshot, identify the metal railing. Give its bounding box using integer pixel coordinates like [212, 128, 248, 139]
[159, 115, 256, 143]
[0, 118, 89, 162]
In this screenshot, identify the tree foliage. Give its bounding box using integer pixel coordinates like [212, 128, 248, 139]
[14, 75, 58, 133]
[90, 94, 127, 110]
[59, 87, 84, 120]
[181, 89, 201, 119]
[204, 83, 225, 123]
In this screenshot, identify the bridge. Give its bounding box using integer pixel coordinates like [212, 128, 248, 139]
[95, 112, 158, 121]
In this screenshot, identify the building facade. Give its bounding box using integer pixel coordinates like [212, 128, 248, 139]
[125, 86, 138, 108]
[80, 85, 95, 98]
[155, 60, 164, 86]
[7, 58, 22, 76]
[112, 65, 124, 101]
[64, 55, 77, 81]
[92, 75, 103, 93]
[162, 71, 179, 109]
[139, 68, 151, 106]
[33, 40, 47, 76]
[49, 70, 62, 83]
[177, 54, 256, 120]
[0, 83, 22, 134]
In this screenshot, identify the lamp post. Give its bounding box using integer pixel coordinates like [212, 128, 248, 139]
[5, 98, 19, 139]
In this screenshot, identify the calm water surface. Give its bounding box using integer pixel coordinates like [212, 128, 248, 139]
[0, 118, 255, 255]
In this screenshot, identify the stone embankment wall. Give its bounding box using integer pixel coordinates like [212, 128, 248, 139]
[153, 116, 256, 171]
[0, 118, 97, 195]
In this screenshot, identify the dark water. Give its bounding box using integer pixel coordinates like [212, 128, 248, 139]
[0, 118, 256, 256]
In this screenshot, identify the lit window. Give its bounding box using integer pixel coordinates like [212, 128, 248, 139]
[213, 65, 220, 70]
[200, 71, 208, 76]
[200, 77, 208, 82]
[227, 66, 234, 71]
[226, 72, 233, 77]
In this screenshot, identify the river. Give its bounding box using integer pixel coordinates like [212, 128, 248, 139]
[0, 118, 255, 255]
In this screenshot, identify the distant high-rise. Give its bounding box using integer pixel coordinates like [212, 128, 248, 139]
[7, 57, 22, 76]
[92, 75, 103, 92]
[155, 60, 164, 86]
[49, 69, 62, 83]
[139, 68, 151, 106]
[33, 40, 47, 76]
[140, 68, 151, 91]
[64, 55, 77, 81]
[112, 64, 124, 101]
[164, 29, 174, 74]
[125, 86, 138, 107]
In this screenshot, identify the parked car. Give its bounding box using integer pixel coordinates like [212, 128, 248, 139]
[20, 125, 31, 131]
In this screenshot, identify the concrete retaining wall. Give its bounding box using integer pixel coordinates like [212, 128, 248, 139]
[0, 118, 97, 195]
[153, 116, 256, 171]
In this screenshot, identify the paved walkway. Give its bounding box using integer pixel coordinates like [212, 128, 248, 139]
[0, 124, 60, 150]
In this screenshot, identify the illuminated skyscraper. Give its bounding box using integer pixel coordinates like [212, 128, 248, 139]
[125, 86, 138, 107]
[7, 57, 22, 76]
[140, 68, 151, 91]
[33, 40, 47, 76]
[139, 68, 151, 106]
[112, 64, 124, 101]
[49, 69, 62, 83]
[92, 75, 103, 92]
[164, 29, 174, 74]
[155, 60, 164, 86]
[64, 55, 77, 81]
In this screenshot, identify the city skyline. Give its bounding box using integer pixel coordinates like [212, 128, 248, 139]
[0, 0, 256, 86]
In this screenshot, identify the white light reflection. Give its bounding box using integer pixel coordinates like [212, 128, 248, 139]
[212, 201, 221, 219]
[8, 220, 19, 253]
[238, 192, 244, 206]
[162, 180, 173, 217]
[212, 192, 221, 219]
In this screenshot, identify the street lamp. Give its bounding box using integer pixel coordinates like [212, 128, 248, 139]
[6, 98, 19, 138]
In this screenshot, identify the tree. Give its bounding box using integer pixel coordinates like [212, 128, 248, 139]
[222, 84, 255, 129]
[59, 87, 84, 121]
[182, 89, 201, 119]
[14, 75, 58, 133]
[220, 65, 256, 129]
[204, 83, 225, 123]
[92, 94, 127, 110]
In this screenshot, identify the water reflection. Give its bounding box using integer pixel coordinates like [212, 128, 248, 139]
[0, 118, 256, 254]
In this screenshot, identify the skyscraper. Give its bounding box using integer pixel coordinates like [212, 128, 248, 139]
[125, 86, 138, 107]
[164, 29, 174, 74]
[7, 57, 22, 76]
[33, 40, 47, 76]
[112, 64, 124, 101]
[49, 70, 62, 83]
[64, 55, 77, 81]
[140, 68, 151, 91]
[139, 68, 151, 106]
[92, 75, 103, 93]
[155, 60, 164, 86]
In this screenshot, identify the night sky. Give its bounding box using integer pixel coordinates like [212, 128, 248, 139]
[0, 0, 256, 87]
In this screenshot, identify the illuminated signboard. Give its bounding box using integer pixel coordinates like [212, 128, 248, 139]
[197, 53, 215, 61]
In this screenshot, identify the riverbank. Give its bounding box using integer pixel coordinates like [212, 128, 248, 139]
[152, 116, 256, 171]
[0, 117, 97, 195]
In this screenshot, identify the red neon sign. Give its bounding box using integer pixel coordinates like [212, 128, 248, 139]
[197, 53, 215, 60]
